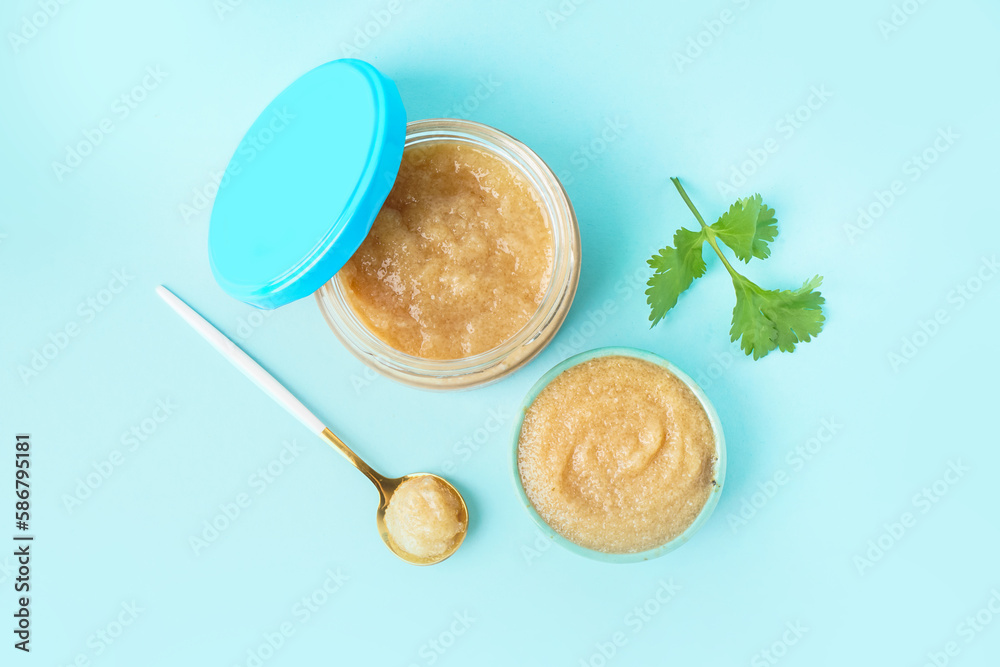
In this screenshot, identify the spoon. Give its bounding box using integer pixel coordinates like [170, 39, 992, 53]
[155, 286, 468, 565]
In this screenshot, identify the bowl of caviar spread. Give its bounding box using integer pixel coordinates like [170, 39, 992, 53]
[513, 347, 725, 562]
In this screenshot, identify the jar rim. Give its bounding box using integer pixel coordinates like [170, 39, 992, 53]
[316, 118, 581, 390]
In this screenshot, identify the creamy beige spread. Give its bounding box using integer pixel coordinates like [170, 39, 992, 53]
[384, 476, 466, 559]
[337, 141, 554, 360]
[517, 355, 717, 553]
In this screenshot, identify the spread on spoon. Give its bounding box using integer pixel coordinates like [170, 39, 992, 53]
[384, 476, 467, 559]
[517, 355, 718, 554]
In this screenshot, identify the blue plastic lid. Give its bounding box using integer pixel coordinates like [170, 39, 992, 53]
[208, 59, 406, 309]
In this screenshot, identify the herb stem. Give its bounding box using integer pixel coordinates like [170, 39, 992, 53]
[670, 177, 743, 282]
[670, 177, 708, 227]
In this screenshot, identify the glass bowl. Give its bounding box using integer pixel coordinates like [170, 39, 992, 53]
[510, 346, 727, 562]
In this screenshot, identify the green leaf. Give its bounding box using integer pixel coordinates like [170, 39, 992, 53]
[729, 275, 826, 359]
[649, 178, 826, 360]
[711, 194, 778, 263]
[646, 227, 707, 326]
[749, 202, 778, 260]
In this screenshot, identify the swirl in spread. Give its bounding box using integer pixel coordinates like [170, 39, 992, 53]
[517, 355, 717, 553]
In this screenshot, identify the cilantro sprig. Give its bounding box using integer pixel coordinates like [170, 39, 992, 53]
[646, 178, 825, 360]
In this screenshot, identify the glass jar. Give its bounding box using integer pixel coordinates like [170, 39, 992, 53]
[316, 118, 581, 390]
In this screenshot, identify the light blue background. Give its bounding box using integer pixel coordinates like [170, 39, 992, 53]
[3, 0, 999, 665]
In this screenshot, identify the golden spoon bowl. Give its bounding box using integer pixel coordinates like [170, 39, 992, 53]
[375, 473, 469, 566]
[321, 429, 468, 565]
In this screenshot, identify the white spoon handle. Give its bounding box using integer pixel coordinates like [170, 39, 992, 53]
[156, 286, 326, 436]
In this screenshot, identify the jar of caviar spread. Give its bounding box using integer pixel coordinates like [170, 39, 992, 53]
[209, 59, 580, 390]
